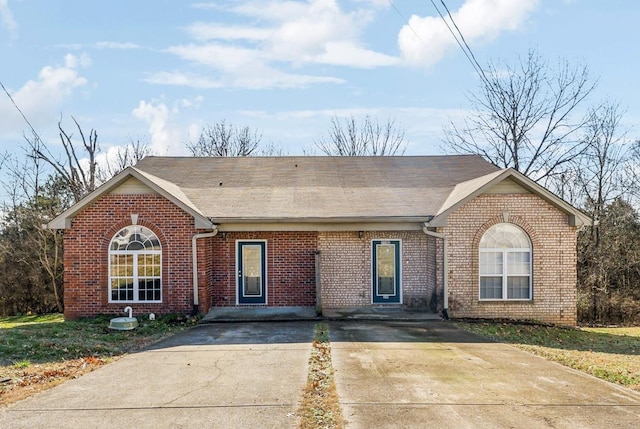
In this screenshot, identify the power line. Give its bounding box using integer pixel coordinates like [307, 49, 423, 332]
[387, 0, 425, 44]
[435, 0, 491, 86]
[0, 80, 44, 145]
[388, 0, 491, 87]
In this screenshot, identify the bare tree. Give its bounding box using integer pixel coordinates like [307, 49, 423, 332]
[569, 101, 631, 322]
[27, 116, 99, 203]
[187, 121, 262, 157]
[315, 115, 406, 156]
[0, 149, 69, 314]
[575, 101, 629, 223]
[100, 138, 153, 181]
[445, 50, 596, 185]
[257, 141, 286, 157]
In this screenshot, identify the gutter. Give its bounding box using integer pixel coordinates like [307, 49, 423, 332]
[192, 226, 219, 315]
[422, 223, 449, 319]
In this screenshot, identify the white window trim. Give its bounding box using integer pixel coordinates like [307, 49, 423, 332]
[479, 247, 532, 301]
[108, 227, 162, 304]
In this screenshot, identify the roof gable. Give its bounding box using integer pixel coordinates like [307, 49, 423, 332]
[47, 167, 214, 229]
[428, 168, 591, 227]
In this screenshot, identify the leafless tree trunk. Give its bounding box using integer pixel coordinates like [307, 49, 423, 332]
[187, 121, 262, 157]
[445, 50, 596, 185]
[100, 138, 152, 181]
[570, 101, 630, 322]
[0, 149, 67, 313]
[27, 116, 99, 203]
[315, 115, 406, 156]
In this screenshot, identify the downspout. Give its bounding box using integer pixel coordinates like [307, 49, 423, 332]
[192, 227, 219, 316]
[422, 224, 449, 319]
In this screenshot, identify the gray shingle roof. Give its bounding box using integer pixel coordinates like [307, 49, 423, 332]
[133, 155, 500, 221]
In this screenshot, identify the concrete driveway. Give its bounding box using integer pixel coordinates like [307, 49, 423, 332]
[3, 320, 640, 428]
[329, 320, 640, 428]
[0, 322, 315, 429]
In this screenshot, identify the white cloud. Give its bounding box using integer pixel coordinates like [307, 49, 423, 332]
[64, 52, 91, 68]
[186, 22, 272, 41]
[398, 0, 539, 68]
[180, 96, 204, 110]
[0, 54, 89, 136]
[56, 41, 143, 50]
[0, 0, 17, 38]
[132, 99, 187, 155]
[191, 2, 220, 10]
[144, 71, 224, 89]
[156, 43, 344, 89]
[155, 0, 397, 90]
[95, 41, 142, 50]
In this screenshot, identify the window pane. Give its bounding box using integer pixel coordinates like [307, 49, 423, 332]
[480, 224, 530, 249]
[376, 244, 396, 295]
[138, 278, 161, 301]
[111, 254, 134, 277]
[507, 252, 530, 275]
[507, 276, 530, 299]
[480, 277, 503, 299]
[109, 225, 162, 303]
[112, 278, 134, 301]
[111, 226, 161, 251]
[480, 252, 503, 275]
[243, 245, 262, 296]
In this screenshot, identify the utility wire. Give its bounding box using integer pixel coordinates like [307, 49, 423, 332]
[0, 80, 44, 145]
[435, 0, 491, 86]
[388, 0, 492, 87]
[387, 0, 425, 44]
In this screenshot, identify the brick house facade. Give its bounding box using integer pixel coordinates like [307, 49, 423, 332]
[49, 156, 589, 325]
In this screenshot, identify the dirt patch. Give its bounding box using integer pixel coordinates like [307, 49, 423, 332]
[0, 357, 113, 406]
[297, 323, 344, 429]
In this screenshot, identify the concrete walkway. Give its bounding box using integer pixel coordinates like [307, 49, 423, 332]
[329, 320, 640, 428]
[201, 305, 442, 322]
[0, 322, 315, 429]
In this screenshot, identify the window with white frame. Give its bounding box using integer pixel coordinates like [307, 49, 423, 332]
[479, 223, 531, 300]
[109, 226, 161, 302]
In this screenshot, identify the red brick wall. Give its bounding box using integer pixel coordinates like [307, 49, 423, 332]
[442, 193, 578, 325]
[210, 232, 317, 307]
[63, 194, 203, 319]
[64, 195, 318, 319]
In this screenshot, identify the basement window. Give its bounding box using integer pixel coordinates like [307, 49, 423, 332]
[479, 223, 531, 301]
[109, 226, 162, 303]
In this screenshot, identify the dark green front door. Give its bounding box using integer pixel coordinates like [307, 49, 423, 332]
[237, 241, 266, 304]
[372, 240, 401, 303]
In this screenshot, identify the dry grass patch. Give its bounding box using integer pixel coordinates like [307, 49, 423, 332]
[298, 322, 344, 429]
[455, 321, 640, 391]
[1, 313, 195, 406]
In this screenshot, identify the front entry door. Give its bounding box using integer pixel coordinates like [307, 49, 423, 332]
[372, 240, 401, 303]
[237, 241, 266, 304]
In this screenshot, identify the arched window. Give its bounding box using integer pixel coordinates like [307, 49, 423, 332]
[109, 226, 162, 303]
[479, 223, 531, 300]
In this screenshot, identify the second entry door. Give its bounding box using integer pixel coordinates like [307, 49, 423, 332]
[237, 241, 266, 304]
[372, 240, 401, 304]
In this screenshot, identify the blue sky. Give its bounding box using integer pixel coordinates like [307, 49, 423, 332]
[1, 0, 639, 162]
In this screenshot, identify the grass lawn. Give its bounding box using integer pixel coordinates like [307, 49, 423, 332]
[455, 322, 640, 391]
[0, 313, 195, 405]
